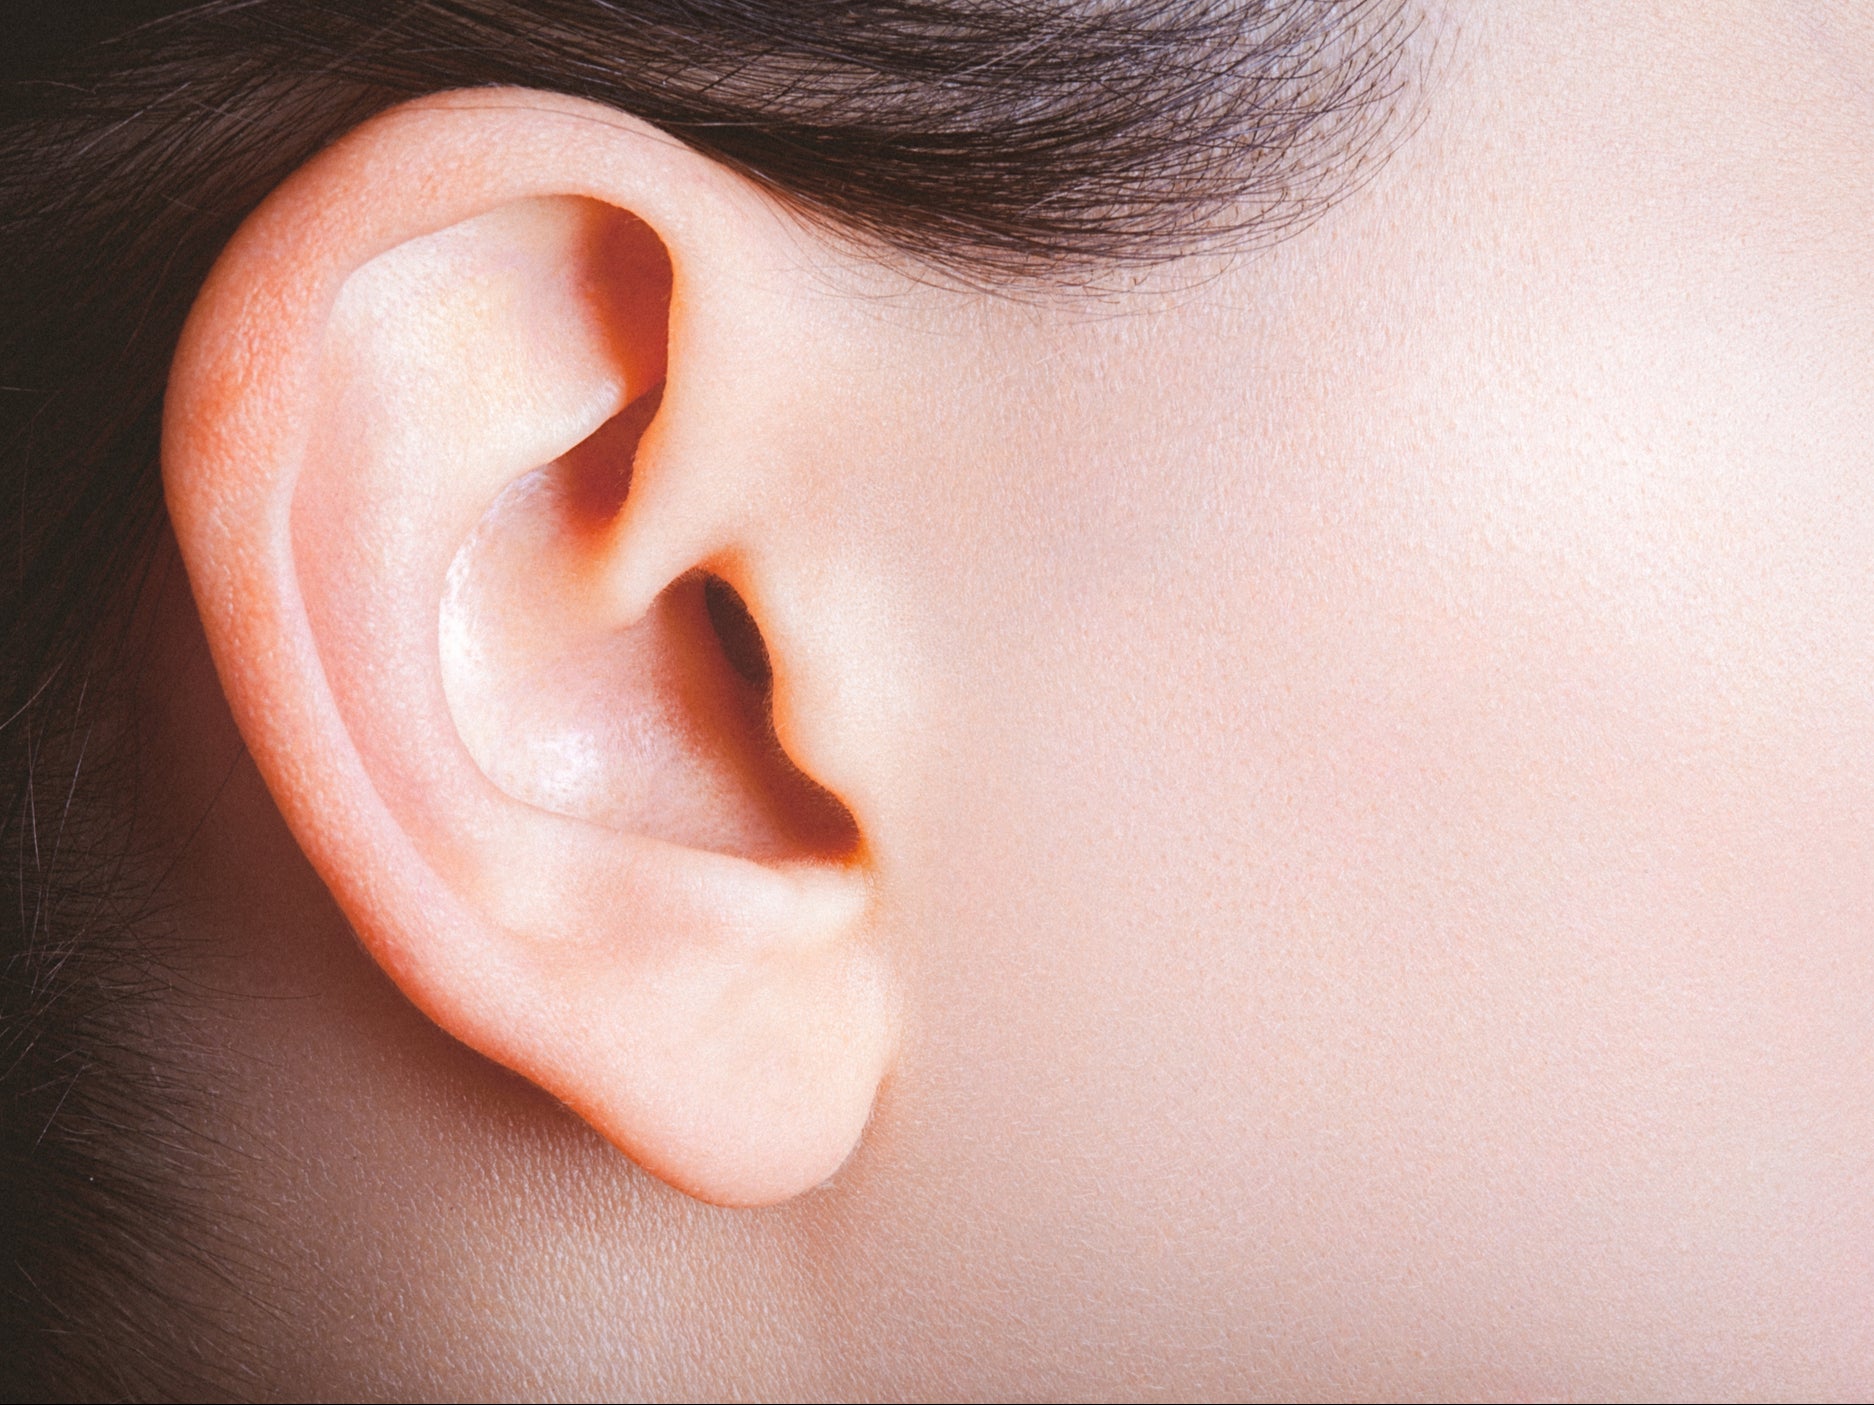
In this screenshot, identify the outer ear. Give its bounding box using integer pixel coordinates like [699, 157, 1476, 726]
[162, 90, 895, 1206]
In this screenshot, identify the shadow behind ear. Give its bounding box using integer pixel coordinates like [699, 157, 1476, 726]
[164, 95, 894, 1206]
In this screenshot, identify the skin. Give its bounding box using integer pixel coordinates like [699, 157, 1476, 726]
[133, 0, 1870, 1397]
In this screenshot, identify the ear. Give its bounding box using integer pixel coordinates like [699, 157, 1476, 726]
[162, 90, 896, 1206]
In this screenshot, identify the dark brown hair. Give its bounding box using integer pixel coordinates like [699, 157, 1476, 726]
[0, 2, 1417, 1394]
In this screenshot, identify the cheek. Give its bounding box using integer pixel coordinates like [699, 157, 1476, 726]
[836, 273, 1874, 1384]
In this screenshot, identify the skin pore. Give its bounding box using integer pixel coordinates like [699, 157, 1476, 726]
[123, 0, 1871, 1396]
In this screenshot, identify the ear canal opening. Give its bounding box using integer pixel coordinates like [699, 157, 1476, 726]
[704, 574, 773, 693]
[698, 571, 859, 856]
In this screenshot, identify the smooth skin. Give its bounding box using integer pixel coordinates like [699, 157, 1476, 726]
[143, 0, 1872, 1396]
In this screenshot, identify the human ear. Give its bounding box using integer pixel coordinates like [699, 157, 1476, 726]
[162, 91, 895, 1207]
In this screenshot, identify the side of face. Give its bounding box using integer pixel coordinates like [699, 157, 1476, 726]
[150, 0, 1874, 1395]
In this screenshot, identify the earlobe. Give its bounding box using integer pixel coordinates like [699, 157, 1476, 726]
[162, 91, 895, 1206]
